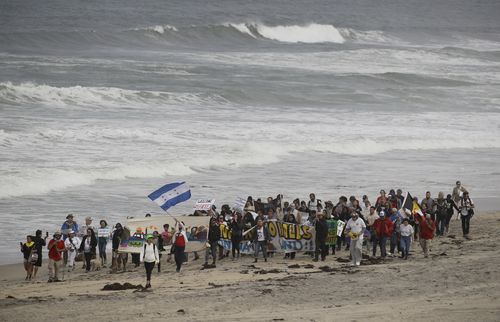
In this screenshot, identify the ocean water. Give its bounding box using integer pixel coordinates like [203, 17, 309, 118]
[1, 0, 500, 263]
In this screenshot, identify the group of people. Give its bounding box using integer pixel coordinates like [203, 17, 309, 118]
[21, 181, 475, 286]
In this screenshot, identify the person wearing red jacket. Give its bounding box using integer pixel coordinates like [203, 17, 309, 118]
[372, 212, 393, 258]
[416, 213, 435, 258]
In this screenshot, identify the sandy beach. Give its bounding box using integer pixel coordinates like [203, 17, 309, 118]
[0, 212, 499, 322]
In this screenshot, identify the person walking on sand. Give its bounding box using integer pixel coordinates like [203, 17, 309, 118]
[64, 230, 80, 271]
[254, 219, 269, 263]
[365, 206, 379, 255]
[79, 228, 97, 273]
[229, 212, 244, 260]
[111, 223, 127, 272]
[203, 216, 220, 268]
[459, 191, 475, 239]
[314, 212, 328, 262]
[444, 194, 459, 235]
[32, 230, 47, 280]
[452, 181, 467, 219]
[373, 211, 393, 258]
[416, 214, 435, 258]
[172, 222, 188, 273]
[97, 220, 111, 267]
[140, 235, 159, 288]
[399, 218, 414, 260]
[435, 192, 447, 236]
[20, 235, 35, 280]
[47, 231, 65, 282]
[345, 210, 366, 266]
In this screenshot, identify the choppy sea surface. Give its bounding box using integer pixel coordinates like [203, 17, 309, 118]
[1, 0, 500, 263]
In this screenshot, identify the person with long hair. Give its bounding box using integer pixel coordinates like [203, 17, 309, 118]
[20, 235, 35, 280]
[229, 212, 244, 260]
[97, 220, 111, 267]
[172, 222, 188, 273]
[140, 235, 159, 288]
[79, 228, 97, 273]
[460, 191, 475, 238]
[32, 230, 47, 280]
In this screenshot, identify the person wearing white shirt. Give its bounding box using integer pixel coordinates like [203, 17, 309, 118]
[399, 218, 414, 260]
[140, 235, 159, 289]
[345, 211, 366, 266]
[64, 231, 80, 271]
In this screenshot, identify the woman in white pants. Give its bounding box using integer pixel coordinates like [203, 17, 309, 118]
[64, 231, 81, 271]
[345, 211, 366, 266]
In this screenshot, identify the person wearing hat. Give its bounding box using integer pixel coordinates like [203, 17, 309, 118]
[79, 216, 96, 238]
[399, 218, 414, 259]
[345, 210, 366, 266]
[372, 211, 393, 258]
[47, 231, 65, 282]
[140, 234, 159, 288]
[62, 214, 79, 266]
[64, 230, 81, 271]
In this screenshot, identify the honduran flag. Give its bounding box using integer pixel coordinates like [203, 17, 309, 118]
[401, 192, 424, 217]
[148, 182, 191, 211]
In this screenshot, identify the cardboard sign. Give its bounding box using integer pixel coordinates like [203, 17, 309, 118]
[193, 199, 215, 211]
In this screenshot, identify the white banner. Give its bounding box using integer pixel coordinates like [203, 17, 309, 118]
[193, 199, 215, 211]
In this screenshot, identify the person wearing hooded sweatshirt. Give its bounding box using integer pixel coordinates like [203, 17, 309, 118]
[373, 211, 393, 258]
[416, 214, 435, 258]
[140, 235, 159, 288]
[171, 222, 188, 273]
[345, 210, 366, 266]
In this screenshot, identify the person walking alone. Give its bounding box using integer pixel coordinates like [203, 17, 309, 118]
[140, 235, 159, 288]
[172, 223, 188, 273]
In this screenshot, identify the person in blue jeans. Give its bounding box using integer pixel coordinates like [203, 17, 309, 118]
[97, 220, 110, 267]
[253, 219, 269, 263]
[399, 218, 414, 260]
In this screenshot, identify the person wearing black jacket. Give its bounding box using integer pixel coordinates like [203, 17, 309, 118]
[203, 217, 220, 267]
[79, 228, 97, 272]
[253, 218, 270, 263]
[283, 208, 297, 259]
[32, 229, 47, 280]
[314, 212, 328, 261]
[229, 213, 244, 259]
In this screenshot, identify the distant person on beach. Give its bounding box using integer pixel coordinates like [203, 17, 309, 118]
[61, 214, 78, 265]
[253, 219, 269, 263]
[32, 230, 47, 280]
[314, 212, 328, 262]
[172, 222, 188, 273]
[399, 218, 414, 259]
[152, 231, 164, 272]
[229, 212, 244, 260]
[345, 210, 366, 266]
[308, 193, 317, 213]
[111, 223, 127, 273]
[375, 190, 388, 211]
[373, 211, 393, 258]
[444, 194, 459, 235]
[20, 235, 35, 280]
[204, 216, 220, 268]
[64, 230, 80, 271]
[417, 214, 435, 258]
[79, 228, 97, 273]
[459, 191, 475, 238]
[97, 220, 110, 267]
[421, 191, 436, 221]
[365, 206, 379, 254]
[79, 217, 95, 238]
[435, 192, 447, 236]
[452, 181, 468, 205]
[140, 235, 159, 288]
[47, 231, 65, 282]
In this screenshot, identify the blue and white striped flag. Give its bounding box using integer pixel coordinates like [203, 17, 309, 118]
[148, 182, 191, 211]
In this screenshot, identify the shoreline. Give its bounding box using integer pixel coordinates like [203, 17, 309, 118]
[1, 211, 499, 321]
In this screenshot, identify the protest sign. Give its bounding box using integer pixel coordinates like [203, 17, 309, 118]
[337, 220, 346, 237]
[325, 219, 338, 246]
[194, 199, 215, 211]
[97, 227, 111, 238]
[218, 220, 315, 254]
[233, 197, 246, 213]
[119, 216, 209, 254]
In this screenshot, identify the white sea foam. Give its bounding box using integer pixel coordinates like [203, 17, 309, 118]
[133, 24, 178, 34]
[252, 23, 345, 43]
[0, 82, 228, 108]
